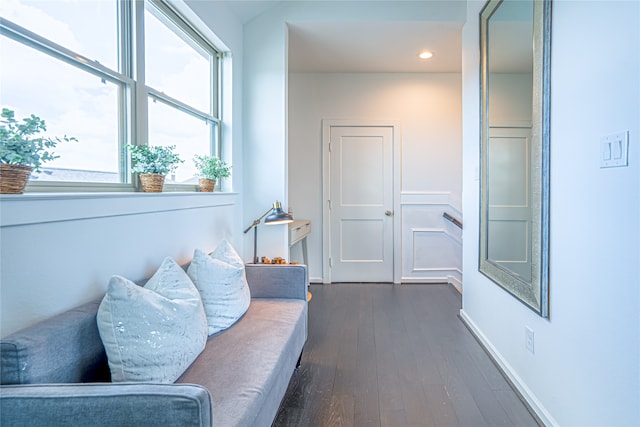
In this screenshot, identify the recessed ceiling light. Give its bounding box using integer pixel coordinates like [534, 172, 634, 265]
[418, 51, 434, 60]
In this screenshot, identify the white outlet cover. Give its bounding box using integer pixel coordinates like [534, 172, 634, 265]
[600, 131, 629, 168]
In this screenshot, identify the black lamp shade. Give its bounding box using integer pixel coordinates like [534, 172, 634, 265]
[265, 201, 293, 224]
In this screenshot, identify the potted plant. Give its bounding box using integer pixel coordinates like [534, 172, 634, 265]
[0, 108, 76, 194]
[128, 144, 183, 192]
[193, 154, 231, 192]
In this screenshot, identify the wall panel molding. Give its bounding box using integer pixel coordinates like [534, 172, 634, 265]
[401, 191, 462, 213]
[400, 192, 462, 290]
[411, 227, 462, 247]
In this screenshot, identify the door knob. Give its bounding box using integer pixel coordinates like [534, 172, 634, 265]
[385, 210, 393, 217]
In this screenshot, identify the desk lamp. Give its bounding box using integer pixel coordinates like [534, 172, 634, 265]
[243, 200, 293, 263]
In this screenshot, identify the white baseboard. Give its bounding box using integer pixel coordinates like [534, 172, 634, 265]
[448, 274, 462, 293]
[312, 275, 461, 289]
[458, 310, 557, 427]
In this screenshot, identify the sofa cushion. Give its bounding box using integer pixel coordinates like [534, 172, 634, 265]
[178, 299, 307, 427]
[1, 300, 110, 385]
[0, 383, 212, 427]
[187, 240, 251, 335]
[97, 257, 208, 383]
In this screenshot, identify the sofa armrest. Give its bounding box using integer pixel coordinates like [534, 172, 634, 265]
[1, 383, 211, 427]
[245, 264, 308, 300]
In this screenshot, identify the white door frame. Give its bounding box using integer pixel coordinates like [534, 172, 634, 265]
[322, 119, 402, 284]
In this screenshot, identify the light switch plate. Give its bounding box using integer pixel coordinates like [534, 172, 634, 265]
[600, 131, 629, 168]
[525, 326, 535, 354]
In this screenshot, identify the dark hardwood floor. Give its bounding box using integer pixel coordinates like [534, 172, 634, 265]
[274, 283, 540, 427]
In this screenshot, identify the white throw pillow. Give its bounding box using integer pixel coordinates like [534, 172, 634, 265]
[97, 257, 208, 383]
[187, 240, 251, 335]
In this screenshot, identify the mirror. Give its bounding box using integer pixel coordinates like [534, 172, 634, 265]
[479, 0, 550, 317]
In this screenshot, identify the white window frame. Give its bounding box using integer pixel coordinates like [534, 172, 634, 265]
[0, 0, 222, 193]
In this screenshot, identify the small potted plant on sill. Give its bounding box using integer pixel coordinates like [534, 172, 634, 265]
[193, 154, 231, 192]
[0, 107, 77, 194]
[128, 144, 183, 192]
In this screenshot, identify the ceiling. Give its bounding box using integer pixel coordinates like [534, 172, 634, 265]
[221, 1, 464, 73]
[287, 21, 462, 73]
[222, 0, 283, 24]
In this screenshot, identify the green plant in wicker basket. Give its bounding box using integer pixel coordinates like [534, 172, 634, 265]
[193, 154, 231, 180]
[0, 107, 77, 172]
[128, 144, 183, 175]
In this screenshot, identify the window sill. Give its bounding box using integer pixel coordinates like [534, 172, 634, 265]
[0, 192, 239, 227]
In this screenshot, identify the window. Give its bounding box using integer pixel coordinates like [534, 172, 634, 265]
[148, 97, 216, 183]
[0, 35, 123, 183]
[144, 0, 220, 184]
[2, 0, 119, 70]
[0, 0, 221, 190]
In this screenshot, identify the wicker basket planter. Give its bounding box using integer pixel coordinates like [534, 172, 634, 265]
[0, 164, 33, 194]
[198, 178, 216, 192]
[139, 173, 165, 192]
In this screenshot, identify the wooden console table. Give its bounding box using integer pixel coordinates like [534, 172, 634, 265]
[289, 220, 312, 301]
[288, 219, 311, 266]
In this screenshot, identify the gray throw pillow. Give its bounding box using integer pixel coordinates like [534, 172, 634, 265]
[187, 240, 251, 335]
[97, 257, 208, 383]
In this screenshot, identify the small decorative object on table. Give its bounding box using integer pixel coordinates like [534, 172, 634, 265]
[193, 154, 231, 192]
[128, 144, 183, 192]
[260, 257, 298, 265]
[0, 107, 76, 194]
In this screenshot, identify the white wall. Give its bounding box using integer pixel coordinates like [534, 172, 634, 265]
[0, 194, 240, 337]
[0, 1, 245, 338]
[489, 73, 532, 125]
[288, 73, 462, 285]
[241, 9, 290, 263]
[461, 1, 640, 425]
[184, 0, 243, 196]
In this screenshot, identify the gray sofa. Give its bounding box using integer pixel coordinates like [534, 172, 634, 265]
[0, 264, 308, 427]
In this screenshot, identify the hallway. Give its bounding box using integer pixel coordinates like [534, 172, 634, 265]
[274, 283, 540, 426]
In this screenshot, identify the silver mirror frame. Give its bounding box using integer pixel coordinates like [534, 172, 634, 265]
[479, 0, 551, 317]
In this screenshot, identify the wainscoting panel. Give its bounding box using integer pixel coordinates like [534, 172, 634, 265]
[401, 192, 462, 291]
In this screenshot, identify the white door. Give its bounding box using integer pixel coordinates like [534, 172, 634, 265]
[327, 125, 394, 282]
[487, 126, 532, 281]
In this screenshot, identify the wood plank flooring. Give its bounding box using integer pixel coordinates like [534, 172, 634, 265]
[273, 283, 540, 427]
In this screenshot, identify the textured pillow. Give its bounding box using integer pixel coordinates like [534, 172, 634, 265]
[187, 240, 251, 335]
[97, 257, 208, 383]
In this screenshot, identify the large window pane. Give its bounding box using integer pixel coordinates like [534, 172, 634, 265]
[148, 98, 212, 184]
[0, 0, 118, 70]
[1, 36, 121, 182]
[0, 0, 222, 191]
[144, 1, 211, 113]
